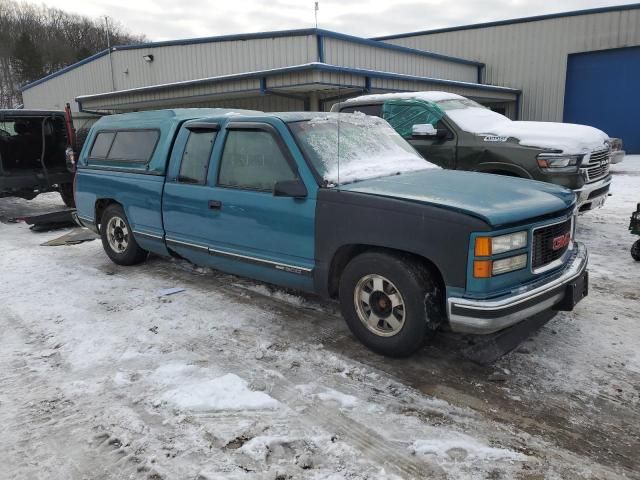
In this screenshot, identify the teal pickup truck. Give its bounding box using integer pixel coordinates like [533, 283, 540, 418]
[75, 109, 588, 357]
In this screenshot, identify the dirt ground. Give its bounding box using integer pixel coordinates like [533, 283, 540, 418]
[0, 159, 638, 480]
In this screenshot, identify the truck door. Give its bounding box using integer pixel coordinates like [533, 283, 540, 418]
[162, 120, 316, 291]
[382, 100, 457, 170]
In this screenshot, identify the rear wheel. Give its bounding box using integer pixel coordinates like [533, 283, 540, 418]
[632, 240, 640, 261]
[100, 204, 147, 265]
[59, 183, 75, 207]
[338, 251, 443, 357]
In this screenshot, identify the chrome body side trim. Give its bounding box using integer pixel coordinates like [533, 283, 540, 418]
[133, 230, 164, 241]
[165, 237, 208, 252]
[165, 238, 312, 275]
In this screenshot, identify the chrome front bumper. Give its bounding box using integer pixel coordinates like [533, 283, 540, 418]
[575, 175, 611, 211]
[447, 242, 588, 334]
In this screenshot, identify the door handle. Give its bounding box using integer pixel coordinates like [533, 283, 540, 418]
[208, 200, 222, 210]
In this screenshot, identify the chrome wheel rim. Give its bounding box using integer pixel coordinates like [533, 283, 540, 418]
[353, 274, 406, 337]
[106, 216, 129, 253]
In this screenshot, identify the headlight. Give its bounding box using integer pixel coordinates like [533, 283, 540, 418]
[537, 154, 581, 172]
[475, 231, 527, 256]
[473, 253, 528, 278]
[491, 254, 528, 275]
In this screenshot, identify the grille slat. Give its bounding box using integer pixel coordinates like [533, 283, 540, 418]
[532, 219, 572, 270]
[581, 148, 610, 183]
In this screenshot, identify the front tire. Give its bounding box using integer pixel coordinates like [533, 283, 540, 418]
[338, 251, 443, 357]
[632, 240, 640, 261]
[100, 204, 147, 266]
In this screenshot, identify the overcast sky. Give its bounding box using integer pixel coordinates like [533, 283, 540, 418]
[17, 0, 639, 41]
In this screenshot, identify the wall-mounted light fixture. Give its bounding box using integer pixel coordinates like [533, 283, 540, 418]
[143, 54, 154, 62]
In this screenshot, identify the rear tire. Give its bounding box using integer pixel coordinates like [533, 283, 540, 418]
[100, 204, 147, 266]
[632, 240, 640, 261]
[338, 251, 443, 357]
[59, 183, 75, 207]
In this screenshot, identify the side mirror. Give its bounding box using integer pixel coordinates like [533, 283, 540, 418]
[412, 124, 448, 139]
[412, 123, 438, 137]
[273, 179, 307, 198]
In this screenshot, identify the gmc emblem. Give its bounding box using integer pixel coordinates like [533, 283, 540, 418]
[552, 232, 571, 251]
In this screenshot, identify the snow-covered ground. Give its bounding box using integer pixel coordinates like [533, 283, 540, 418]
[0, 158, 638, 480]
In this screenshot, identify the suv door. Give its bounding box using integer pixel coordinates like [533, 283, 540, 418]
[163, 120, 316, 290]
[382, 100, 457, 170]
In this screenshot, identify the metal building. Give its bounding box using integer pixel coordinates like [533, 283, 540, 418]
[20, 29, 519, 126]
[375, 4, 640, 152]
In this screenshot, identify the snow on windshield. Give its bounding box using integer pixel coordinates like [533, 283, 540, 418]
[289, 113, 434, 186]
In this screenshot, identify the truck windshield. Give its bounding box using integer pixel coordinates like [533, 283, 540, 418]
[435, 99, 510, 133]
[289, 113, 433, 186]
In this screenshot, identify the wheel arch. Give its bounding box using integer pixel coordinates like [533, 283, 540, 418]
[474, 162, 532, 179]
[327, 244, 446, 300]
[95, 198, 122, 232]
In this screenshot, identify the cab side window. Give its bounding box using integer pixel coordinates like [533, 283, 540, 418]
[382, 103, 444, 139]
[218, 129, 296, 191]
[178, 130, 216, 184]
[339, 104, 383, 118]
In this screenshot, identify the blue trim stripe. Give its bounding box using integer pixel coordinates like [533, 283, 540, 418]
[20, 49, 111, 92]
[317, 29, 482, 66]
[374, 3, 640, 40]
[317, 34, 325, 63]
[113, 28, 482, 67]
[76, 62, 519, 107]
[113, 28, 319, 51]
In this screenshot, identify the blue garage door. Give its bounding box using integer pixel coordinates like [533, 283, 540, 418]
[564, 46, 640, 153]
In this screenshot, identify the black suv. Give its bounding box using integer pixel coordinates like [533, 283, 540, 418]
[0, 110, 75, 207]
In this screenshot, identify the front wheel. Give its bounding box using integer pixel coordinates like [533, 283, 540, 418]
[100, 204, 148, 266]
[338, 251, 443, 357]
[632, 240, 640, 261]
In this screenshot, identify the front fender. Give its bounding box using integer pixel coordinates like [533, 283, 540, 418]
[313, 189, 490, 298]
[474, 161, 533, 179]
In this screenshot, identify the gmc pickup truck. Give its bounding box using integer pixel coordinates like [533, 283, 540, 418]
[333, 92, 614, 212]
[75, 108, 588, 357]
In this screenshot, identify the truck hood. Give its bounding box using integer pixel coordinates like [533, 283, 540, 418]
[340, 170, 576, 228]
[445, 108, 609, 153]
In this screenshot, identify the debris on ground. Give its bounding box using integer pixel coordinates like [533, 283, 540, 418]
[157, 287, 186, 297]
[40, 228, 97, 246]
[23, 209, 77, 231]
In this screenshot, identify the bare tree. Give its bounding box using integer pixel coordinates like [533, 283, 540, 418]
[0, 0, 145, 108]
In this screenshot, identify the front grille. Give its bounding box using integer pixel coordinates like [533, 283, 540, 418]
[581, 148, 610, 183]
[532, 218, 572, 270]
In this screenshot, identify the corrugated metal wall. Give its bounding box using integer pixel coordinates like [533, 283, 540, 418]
[21, 55, 113, 111]
[22, 30, 484, 113]
[381, 8, 640, 121]
[111, 35, 317, 90]
[322, 37, 477, 83]
[23, 34, 318, 112]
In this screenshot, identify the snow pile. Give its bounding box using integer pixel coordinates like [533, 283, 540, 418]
[290, 113, 434, 185]
[161, 372, 279, 411]
[410, 434, 526, 461]
[343, 91, 465, 104]
[151, 364, 280, 411]
[316, 389, 359, 408]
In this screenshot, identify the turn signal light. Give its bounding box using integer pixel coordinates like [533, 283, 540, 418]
[473, 260, 492, 278]
[474, 237, 492, 257]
